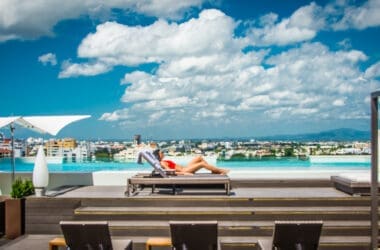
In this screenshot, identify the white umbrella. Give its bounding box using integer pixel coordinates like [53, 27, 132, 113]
[0, 116, 21, 129]
[0, 115, 91, 181]
[0, 115, 91, 136]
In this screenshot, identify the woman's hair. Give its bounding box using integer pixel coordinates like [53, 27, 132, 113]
[152, 149, 161, 161]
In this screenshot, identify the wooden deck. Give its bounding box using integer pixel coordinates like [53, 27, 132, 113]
[0, 179, 378, 250]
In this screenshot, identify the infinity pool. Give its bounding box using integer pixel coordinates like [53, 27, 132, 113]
[0, 157, 370, 173]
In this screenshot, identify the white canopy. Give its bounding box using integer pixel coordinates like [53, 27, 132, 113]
[0, 116, 21, 129]
[0, 115, 91, 136]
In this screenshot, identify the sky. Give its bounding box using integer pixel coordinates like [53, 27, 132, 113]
[1, 0, 380, 140]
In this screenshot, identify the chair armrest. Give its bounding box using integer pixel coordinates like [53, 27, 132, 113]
[111, 239, 133, 250]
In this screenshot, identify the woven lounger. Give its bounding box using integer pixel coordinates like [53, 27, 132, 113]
[126, 173, 231, 196]
[331, 174, 379, 195]
[170, 221, 221, 250]
[258, 220, 323, 250]
[60, 221, 132, 250]
[126, 149, 231, 196]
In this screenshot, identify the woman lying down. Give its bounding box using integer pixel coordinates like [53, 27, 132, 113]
[152, 149, 229, 175]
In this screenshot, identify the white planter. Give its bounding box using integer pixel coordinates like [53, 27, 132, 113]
[32, 146, 49, 196]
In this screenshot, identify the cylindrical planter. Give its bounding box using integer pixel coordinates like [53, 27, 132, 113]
[5, 198, 25, 239]
[0, 197, 5, 236]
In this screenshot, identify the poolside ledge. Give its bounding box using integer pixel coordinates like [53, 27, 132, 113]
[0, 169, 369, 195]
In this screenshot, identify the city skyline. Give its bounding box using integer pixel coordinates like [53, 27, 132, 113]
[1, 0, 380, 140]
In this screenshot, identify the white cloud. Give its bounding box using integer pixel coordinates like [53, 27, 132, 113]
[100, 108, 131, 121]
[134, 0, 203, 19]
[62, 9, 245, 79]
[77, 9, 241, 65]
[0, 0, 204, 42]
[332, 0, 380, 30]
[337, 38, 352, 49]
[333, 99, 345, 106]
[2, 0, 379, 45]
[245, 0, 380, 46]
[59, 60, 111, 78]
[365, 61, 380, 79]
[246, 2, 323, 46]
[38, 53, 57, 66]
[100, 39, 377, 131]
[63, 7, 378, 135]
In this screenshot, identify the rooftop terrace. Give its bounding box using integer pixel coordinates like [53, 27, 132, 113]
[0, 178, 377, 250]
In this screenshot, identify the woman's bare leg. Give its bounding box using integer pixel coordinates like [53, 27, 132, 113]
[184, 162, 228, 174]
[187, 156, 204, 165]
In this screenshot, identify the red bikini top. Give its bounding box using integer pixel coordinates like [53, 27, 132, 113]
[162, 160, 176, 169]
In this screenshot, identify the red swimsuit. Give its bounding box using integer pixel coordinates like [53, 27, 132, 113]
[162, 160, 176, 169]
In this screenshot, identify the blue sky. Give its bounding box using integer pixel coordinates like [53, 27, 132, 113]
[1, 0, 380, 140]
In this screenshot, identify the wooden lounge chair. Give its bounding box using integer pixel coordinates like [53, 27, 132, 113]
[60, 221, 132, 250]
[125, 150, 230, 196]
[169, 221, 220, 250]
[258, 220, 323, 250]
[331, 173, 379, 195]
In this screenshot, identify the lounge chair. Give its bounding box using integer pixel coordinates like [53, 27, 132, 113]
[169, 221, 220, 250]
[125, 150, 230, 196]
[60, 221, 132, 250]
[258, 220, 323, 250]
[331, 173, 379, 195]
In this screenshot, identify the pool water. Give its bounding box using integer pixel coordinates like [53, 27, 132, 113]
[0, 157, 370, 172]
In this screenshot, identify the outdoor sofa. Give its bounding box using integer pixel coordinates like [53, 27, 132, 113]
[331, 172, 379, 195]
[125, 150, 231, 196]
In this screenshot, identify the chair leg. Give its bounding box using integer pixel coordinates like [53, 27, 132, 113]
[172, 184, 176, 195]
[226, 183, 230, 195]
[125, 180, 130, 196]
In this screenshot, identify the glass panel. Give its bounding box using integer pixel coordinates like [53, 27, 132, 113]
[371, 94, 379, 249]
[378, 100, 380, 179]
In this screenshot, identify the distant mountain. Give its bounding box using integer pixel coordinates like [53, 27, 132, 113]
[259, 128, 370, 142]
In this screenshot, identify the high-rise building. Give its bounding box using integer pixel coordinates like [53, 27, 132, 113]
[134, 134, 141, 145]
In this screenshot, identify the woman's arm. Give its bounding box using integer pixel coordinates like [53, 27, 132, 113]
[160, 161, 171, 170]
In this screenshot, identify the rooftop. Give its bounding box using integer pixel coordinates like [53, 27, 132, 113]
[0, 179, 376, 250]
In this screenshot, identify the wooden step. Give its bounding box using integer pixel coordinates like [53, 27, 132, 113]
[111, 235, 370, 250]
[74, 206, 374, 221]
[22, 190, 377, 250]
[107, 220, 377, 237]
[24, 219, 379, 236]
[77, 196, 373, 207]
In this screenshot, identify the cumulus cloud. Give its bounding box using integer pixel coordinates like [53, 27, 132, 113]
[59, 60, 111, 78]
[0, 0, 204, 42]
[365, 61, 380, 79]
[38, 53, 57, 66]
[134, 0, 203, 19]
[76, 9, 242, 67]
[100, 39, 376, 131]
[245, 0, 380, 46]
[57, 6, 379, 135]
[100, 108, 131, 122]
[332, 0, 380, 30]
[246, 2, 324, 46]
[337, 38, 352, 49]
[61, 9, 247, 79]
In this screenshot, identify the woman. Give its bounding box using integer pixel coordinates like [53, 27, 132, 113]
[153, 149, 229, 175]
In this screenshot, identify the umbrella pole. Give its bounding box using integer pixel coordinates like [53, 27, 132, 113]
[10, 123, 15, 182]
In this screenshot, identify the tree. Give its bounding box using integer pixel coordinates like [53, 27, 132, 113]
[284, 147, 294, 157]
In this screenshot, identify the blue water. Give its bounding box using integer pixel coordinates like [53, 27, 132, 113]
[0, 157, 370, 172]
